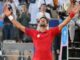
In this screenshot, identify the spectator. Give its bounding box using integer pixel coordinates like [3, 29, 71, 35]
[3, 0, 19, 41]
[28, 0, 39, 28]
[36, 4, 51, 21]
[67, 0, 78, 46]
[19, 5, 30, 27]
[46, 4, 59, 19]
[75, 1, 80, 27]
[2, 0, 13, 40]
[18, 5, 30, 42]
[36, 0, 54, 17]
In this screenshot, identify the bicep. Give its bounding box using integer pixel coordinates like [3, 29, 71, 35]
[11, 20, 26, 33]
[58, 16, 72, 30]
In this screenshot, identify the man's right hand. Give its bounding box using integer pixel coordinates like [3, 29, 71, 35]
[3, 4, 26, 33]
[3, 5, 12, 16]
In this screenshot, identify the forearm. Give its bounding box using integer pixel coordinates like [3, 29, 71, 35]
[58, 16, 72, 30]
[10, 19, 25, 32]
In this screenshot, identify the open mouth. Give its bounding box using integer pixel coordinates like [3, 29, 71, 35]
[40, 24, 46, 27]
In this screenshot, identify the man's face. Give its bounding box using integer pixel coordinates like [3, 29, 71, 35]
[38, 18, 48, 28]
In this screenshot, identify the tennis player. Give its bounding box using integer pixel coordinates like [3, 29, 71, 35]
[3, 4, 80, 60]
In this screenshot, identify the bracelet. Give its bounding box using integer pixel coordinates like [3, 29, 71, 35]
[69, 11, 75, 18]
[8, 15, 14, 21]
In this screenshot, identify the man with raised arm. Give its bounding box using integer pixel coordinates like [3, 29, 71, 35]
[3, 4, 80, 60]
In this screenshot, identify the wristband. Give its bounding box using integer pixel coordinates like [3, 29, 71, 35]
[8, 15, 14, 21]
[69, 11, 75, 18]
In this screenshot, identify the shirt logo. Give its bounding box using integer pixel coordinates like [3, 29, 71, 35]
[37, 34, 40, 38]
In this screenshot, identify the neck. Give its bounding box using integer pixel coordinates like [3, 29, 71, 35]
[37, 27, 47, 32]
[37, 27, 49, 32]
[39, 28, 46, 32]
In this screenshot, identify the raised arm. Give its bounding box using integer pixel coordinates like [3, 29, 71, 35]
[3, 5, 25, 33]
[58, 5, 80, 30]
[9, 20, 25, 32]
